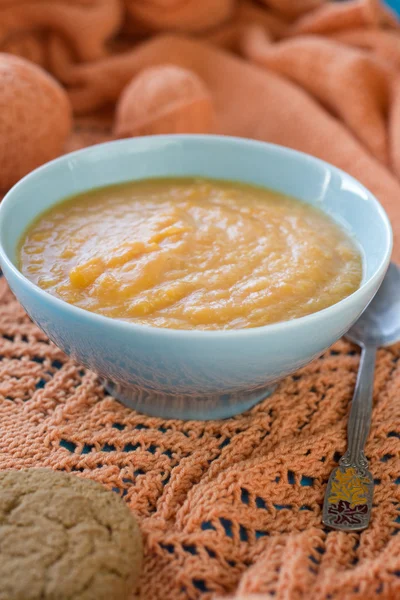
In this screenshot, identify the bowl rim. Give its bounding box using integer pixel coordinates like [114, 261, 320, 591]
[0, 134, 393, 339]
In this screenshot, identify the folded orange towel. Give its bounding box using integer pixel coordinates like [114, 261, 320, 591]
[332, 27, 400, 67]
[124, 0, 235, 34]
[241, 28, 391, 163]
[0, 0, 122, 67]
[114, 64, 215, 137]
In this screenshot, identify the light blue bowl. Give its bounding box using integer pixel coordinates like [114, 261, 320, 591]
[0, 135, 392, 420]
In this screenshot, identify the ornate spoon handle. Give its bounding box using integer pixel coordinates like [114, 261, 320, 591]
[322, 345, 376, 531]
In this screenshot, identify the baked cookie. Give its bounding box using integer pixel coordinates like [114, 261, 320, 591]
[0, 468, 143, 600]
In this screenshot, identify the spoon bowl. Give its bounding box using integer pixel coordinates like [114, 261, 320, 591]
[346, 262, 400, 348]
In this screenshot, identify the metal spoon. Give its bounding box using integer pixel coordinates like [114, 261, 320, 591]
[323, 262, 400, 531]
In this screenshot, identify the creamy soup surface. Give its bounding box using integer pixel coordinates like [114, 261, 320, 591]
[19, 178, 362, 330]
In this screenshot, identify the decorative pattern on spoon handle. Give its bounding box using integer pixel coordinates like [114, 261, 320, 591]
[323, 345, 376, 531]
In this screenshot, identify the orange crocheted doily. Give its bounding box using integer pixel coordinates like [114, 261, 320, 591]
[0, 120, 400, 600]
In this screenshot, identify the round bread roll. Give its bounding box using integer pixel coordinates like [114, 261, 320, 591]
[114, 65, 214, 138]
[0, 54, 72, 190]
[0, 468, 143, 600]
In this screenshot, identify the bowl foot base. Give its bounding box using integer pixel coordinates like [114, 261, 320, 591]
[103, 380, 277, 420]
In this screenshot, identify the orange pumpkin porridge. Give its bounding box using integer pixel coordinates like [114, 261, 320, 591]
[19, 178, 362, 330]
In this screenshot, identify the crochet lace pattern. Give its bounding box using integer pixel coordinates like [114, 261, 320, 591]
[0, 121, 400, 600]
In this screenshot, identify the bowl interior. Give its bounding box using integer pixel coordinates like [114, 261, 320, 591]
[0, 135, 392, 287]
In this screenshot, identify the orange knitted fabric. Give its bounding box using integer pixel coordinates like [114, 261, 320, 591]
[0, 120, 399, 600]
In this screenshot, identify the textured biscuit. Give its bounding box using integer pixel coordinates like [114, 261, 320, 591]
[0, 468, 143, 600]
